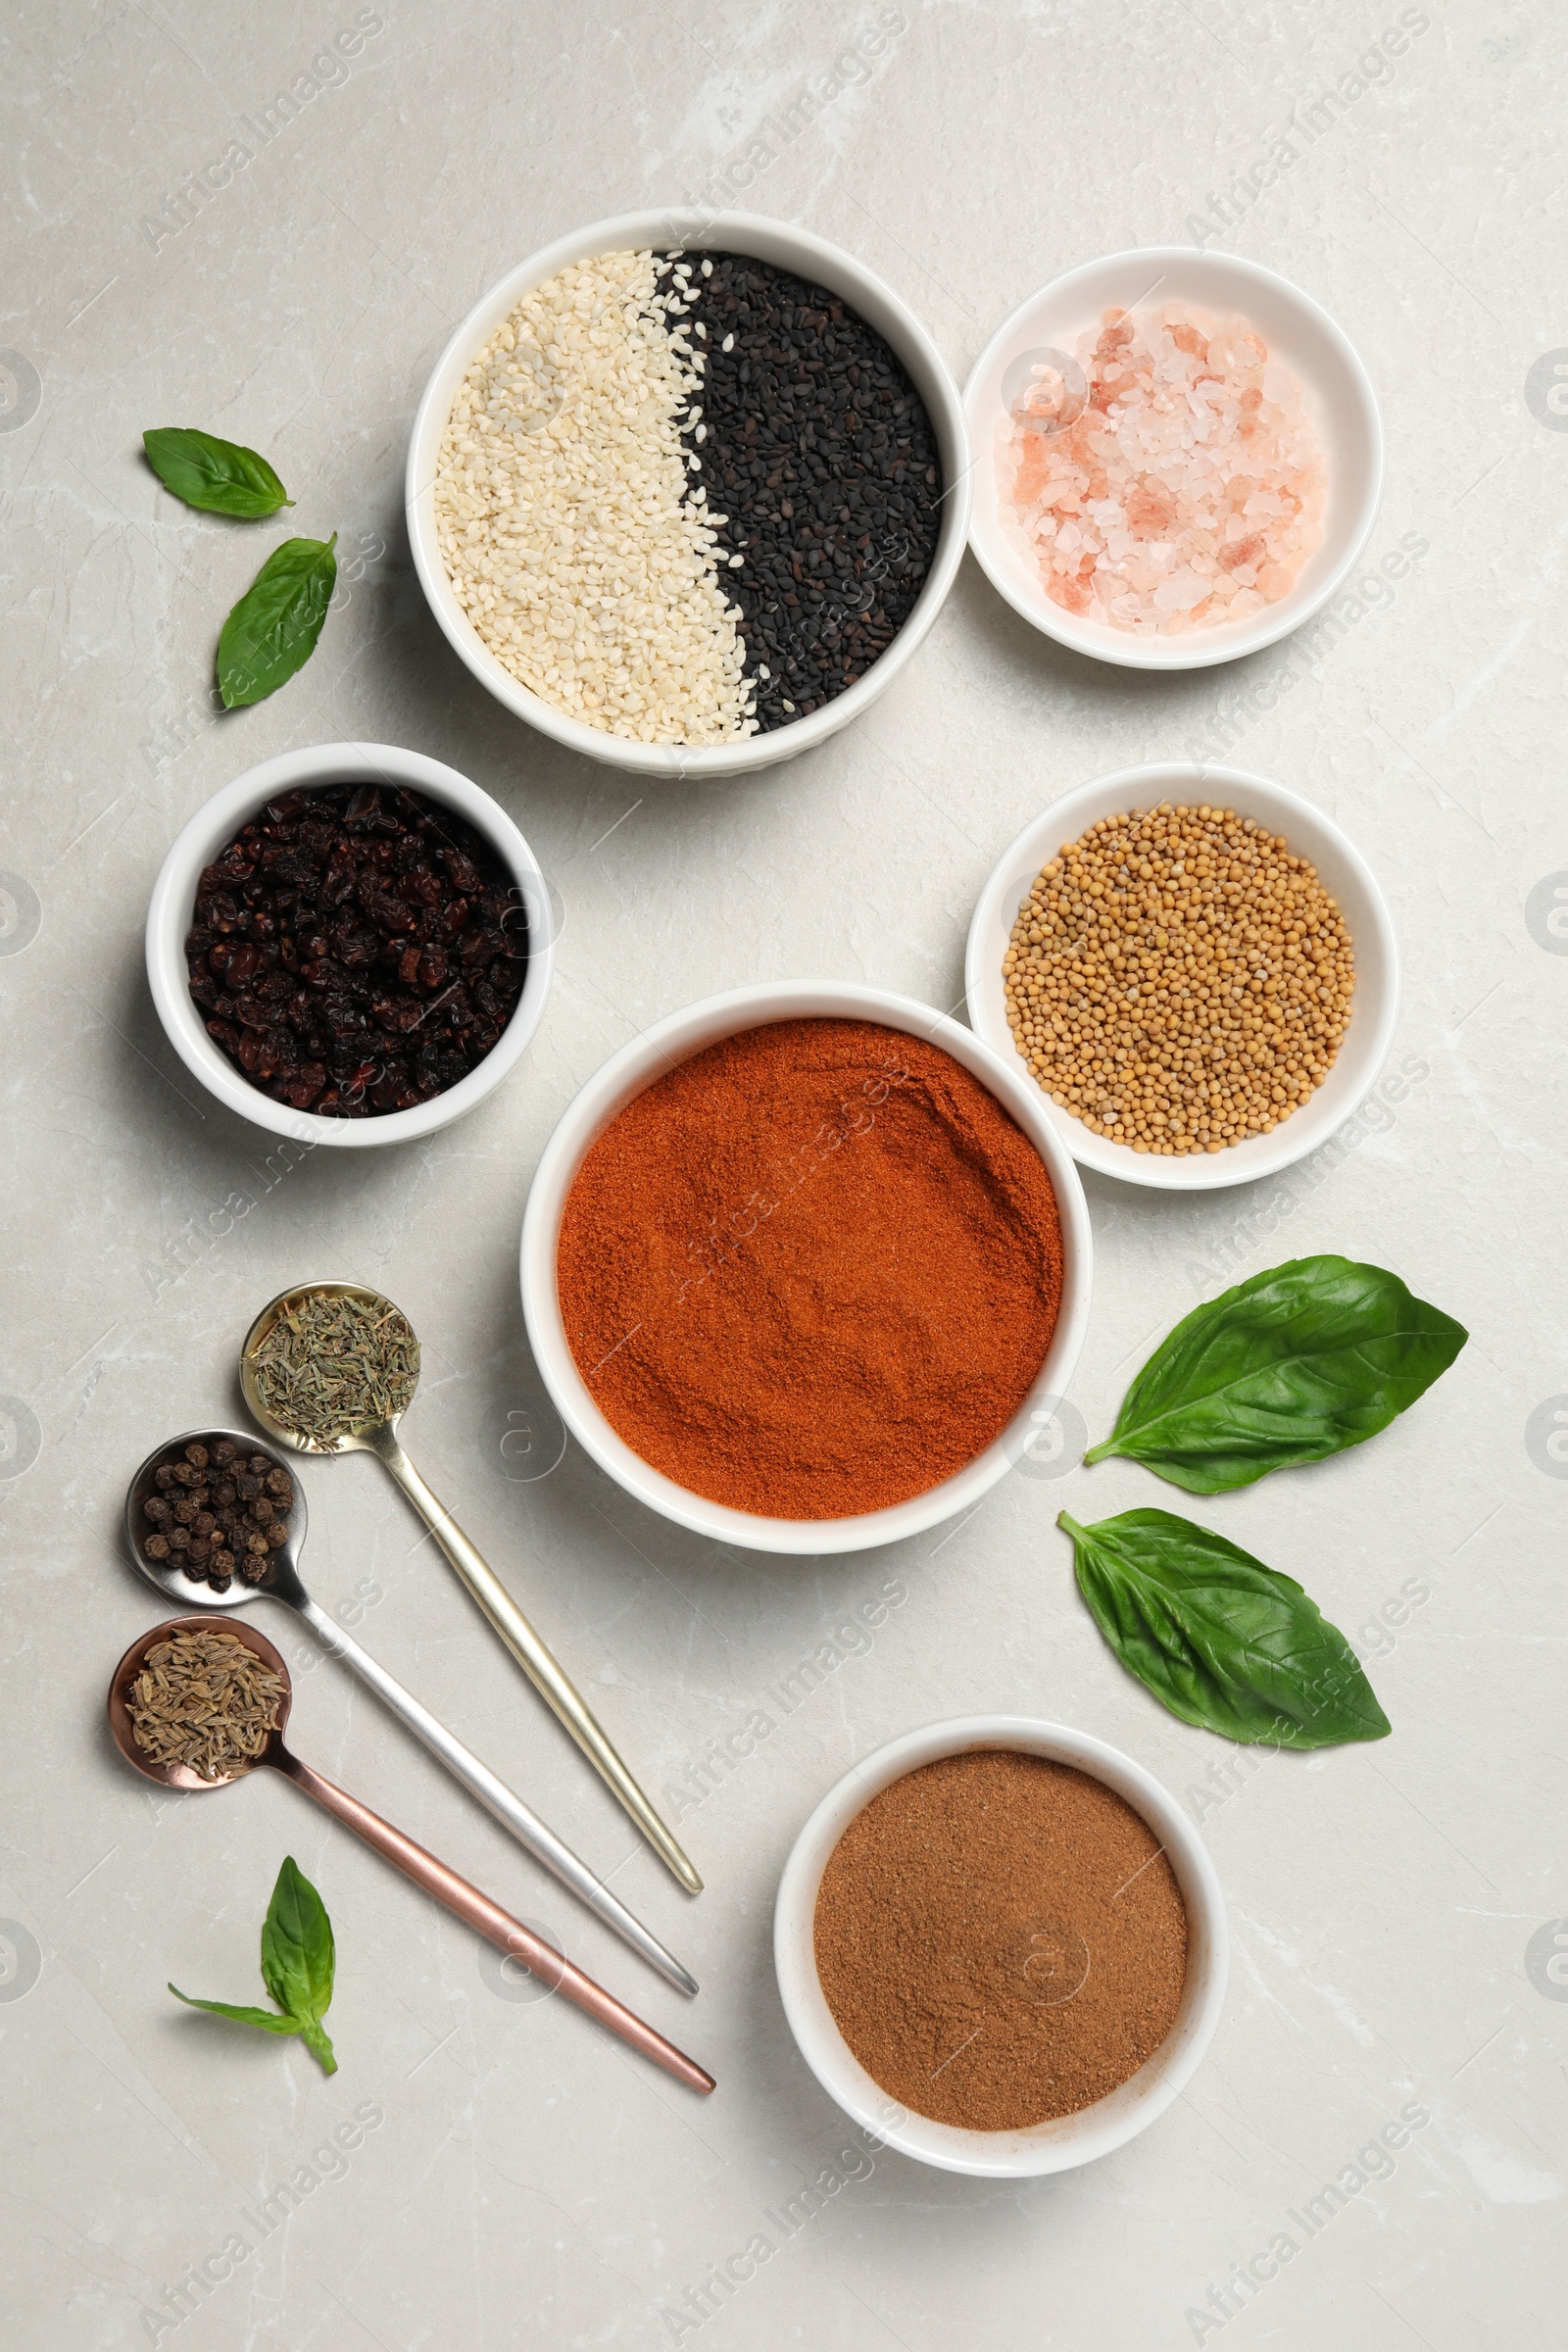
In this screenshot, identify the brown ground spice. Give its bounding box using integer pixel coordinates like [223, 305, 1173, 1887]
[556, 1019, 1063, 1518]
[813, 1750, 1188, 2131]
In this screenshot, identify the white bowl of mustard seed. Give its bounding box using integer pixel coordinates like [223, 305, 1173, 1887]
[146, 741, 554, 1149]
[964, 763, 1399, 1192]
[406, 209, 970, 778]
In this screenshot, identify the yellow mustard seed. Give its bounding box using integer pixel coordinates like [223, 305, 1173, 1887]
[1002, 805, 1354, 1155]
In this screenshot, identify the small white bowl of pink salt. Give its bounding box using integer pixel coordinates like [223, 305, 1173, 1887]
[965, 248, 1383, 669]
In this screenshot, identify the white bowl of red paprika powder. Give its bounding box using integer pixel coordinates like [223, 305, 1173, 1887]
[518, 981, 1093, 1555]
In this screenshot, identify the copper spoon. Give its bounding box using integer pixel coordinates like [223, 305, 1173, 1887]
[240, 1281, 701, 1896]
[123, 1428, 695, 1997]
[108, 1615, 714, 2096]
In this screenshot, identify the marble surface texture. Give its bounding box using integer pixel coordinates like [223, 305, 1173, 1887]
[2, 3, 1561, 2346]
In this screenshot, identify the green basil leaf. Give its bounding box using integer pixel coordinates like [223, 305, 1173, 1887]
[169, 1986, 303, 2034]
[259, 1856, 335, 2028]
[297, 2017, 338, 2077]
[143, 426, 292, 517]
[1059, 1507, 1391, 1748]
[1085, 1255, 1467, 1493]
[217, 533, 336, 708]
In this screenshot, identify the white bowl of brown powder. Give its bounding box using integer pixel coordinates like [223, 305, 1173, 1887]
[774, 1716, 1227, 2177]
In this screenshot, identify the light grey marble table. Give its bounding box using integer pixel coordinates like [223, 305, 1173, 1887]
[2, 4, 1561, 2346]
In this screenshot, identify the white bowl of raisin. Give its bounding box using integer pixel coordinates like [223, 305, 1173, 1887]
[146, 742, 554, 1147]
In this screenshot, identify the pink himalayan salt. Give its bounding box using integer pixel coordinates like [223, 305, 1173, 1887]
[999, 305, 1325, 636]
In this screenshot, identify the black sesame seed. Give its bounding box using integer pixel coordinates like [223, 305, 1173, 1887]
[658, 250, 943, 733]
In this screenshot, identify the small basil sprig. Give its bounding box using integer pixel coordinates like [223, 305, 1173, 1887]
[1059, 1508, 1390, 1748]
[1084, 1255, 1467, 1494]
[170, 1856, 337, 2073]
[218, 533, 337, 708]
[143, 426, 292, 517]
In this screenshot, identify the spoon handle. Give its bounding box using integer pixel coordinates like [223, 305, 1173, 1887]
[275, 1748, 714, 2096]
[363, 1425, 702, 1895]
[289, 1592, 697, 1996]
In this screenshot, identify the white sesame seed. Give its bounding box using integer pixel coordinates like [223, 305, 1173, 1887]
[434, 248, 757, 744]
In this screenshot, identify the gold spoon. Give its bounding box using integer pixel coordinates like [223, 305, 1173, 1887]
[109, 1615, 713, 2095]
[241, 1281, 701, 1894]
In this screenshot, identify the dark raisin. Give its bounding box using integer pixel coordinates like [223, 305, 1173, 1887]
[186, 785, 528, 1117]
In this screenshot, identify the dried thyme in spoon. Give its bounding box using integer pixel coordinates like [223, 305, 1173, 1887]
[127, 1626, 286, 1781]
[246, 1292, 419, 1446]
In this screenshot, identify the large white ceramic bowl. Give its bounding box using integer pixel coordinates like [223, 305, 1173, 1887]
[965, 761, 1399, 1192]
[518, 982, 1092, 1554]
[407, 209, 971, 778]
[965, 246, 1383, 670]
[774, 1716, 1229, 2177]
[146, 742, 554, 1150]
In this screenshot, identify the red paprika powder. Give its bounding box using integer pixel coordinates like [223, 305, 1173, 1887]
[556, 1017, 1064, 1518]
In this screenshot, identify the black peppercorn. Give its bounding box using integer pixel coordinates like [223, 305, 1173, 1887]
[139, 1434, 298, 1590]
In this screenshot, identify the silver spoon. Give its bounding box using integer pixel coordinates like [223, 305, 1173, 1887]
[123, 1428, 695, 1997]
[239, 1281, 702, 1895]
